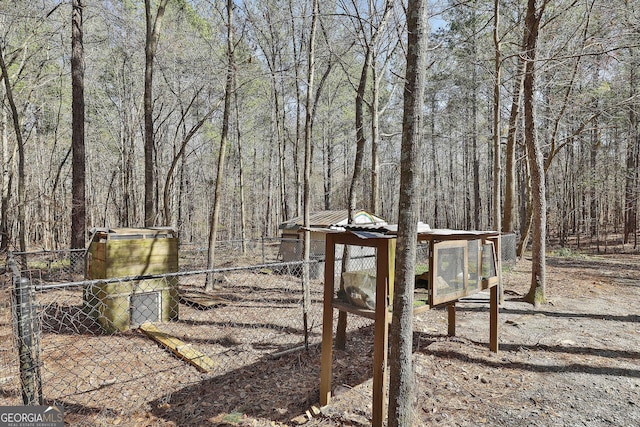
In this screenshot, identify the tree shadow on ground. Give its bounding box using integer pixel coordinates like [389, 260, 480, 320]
[454, 304, 640, 323]
[546, 256, 640, 274]
[414, 332, 640, 379]
[148, 325, 376, 426]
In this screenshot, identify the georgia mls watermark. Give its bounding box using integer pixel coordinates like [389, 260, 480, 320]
[0, 406, 64, 427]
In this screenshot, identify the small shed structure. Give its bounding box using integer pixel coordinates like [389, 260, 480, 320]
[279, 209, 386, 259]
[279, 210, 386, 276]
[84, 227, 179, 333]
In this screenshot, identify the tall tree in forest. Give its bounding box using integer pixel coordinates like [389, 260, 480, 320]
[71, 0, 86, 255]
[470, 3, 481, 231]
[206, 0, 234, 290]
[523, 0, 548, 306]
[242, 1, 291, 225]
[233, 72, 246, 252]
[370, 28, 402, 215]
[492, 0, 501, 233]
[144, 0, 168, 227]
[302, 0, 319, 349]
[503, 34, 526, 235]
[515, 0, 606, 254]
[624, 41, 639, 246]
[0, 105, 10, 252]
[347, 0, 393, 222]
[336, 0, 394, 350]
[162, 92, 220, 225]
[288, 0, 303, 217]
[0, 44, 25, 253]
[491, 0, 503, 301]
[388, 0, 428, 424]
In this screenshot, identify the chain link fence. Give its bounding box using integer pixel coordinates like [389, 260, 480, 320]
[178, 238, 292, 271]
[2, 240, 375, 420]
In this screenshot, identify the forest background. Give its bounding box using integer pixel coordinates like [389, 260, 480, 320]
[0, 0, 639, 256]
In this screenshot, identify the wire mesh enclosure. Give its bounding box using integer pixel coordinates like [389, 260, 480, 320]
[34, 268, 322, 410]
[3, 242, 373, 419]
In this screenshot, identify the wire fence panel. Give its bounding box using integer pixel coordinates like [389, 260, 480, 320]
[0, 272, 22, 406]
[4, 245, 373, 418]
[34, 267, 321, 412]
[9, 249, 87, 285]
[178, 238, 288, 271]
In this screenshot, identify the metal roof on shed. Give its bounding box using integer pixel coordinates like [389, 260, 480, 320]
[279, 210, 385, 231]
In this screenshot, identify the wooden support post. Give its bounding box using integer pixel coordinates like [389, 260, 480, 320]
[320, 234, 336, 406]
[486, 235, 503, 304]
[372, 239, 390, 427]
[447, 302, 456, 337]
[335, 312, 347, 350]
[490, 284, 499, 353]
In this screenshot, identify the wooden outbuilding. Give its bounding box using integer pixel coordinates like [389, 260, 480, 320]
[278, 210, 386, 277]
[84, 227, 179, 333]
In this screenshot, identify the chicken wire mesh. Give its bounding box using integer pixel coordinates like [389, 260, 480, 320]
[3, 242, 374, 417]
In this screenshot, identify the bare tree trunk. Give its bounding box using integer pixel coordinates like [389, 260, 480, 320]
[470, 8, 481, 230]
[0, 103, 13, 252]
[492, 0, 503, 303]
[266, 135, 275, 235]
[71, 0, 86, 256]
[388, 0, 427, 425]
[429, 97, 439, 226]
[302, 0, 318, 350]
[0, 44, 26, 253]
[624, 56, 638, 245]
[492, 0, 501, 233]
[504, 6, 539, 236]
[590, 108, 599, 237]
[347, 0, 393, 222]
[274, 81, 289, 221]
[370, 64, 380, 214]
[144, 0, 168, 227]
[338, 0, 393, 351]
[503, 58, 525, 233]
[516, 152, 532, 257]
[349, 47, 372, 220]
[323, 132, 331, 209]
[234, 77, 247, 253]
[163, 94, 219, 224]
[288, 0, 303, 217]
[206, 0, 234, 290]
[523, 0, 547, 306]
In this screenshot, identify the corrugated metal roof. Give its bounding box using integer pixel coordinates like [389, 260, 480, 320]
[279, 210, 385, 230]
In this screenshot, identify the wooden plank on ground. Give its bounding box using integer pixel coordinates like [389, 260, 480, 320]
[179, 290, 228, 309]
[139, 323, 215, 372]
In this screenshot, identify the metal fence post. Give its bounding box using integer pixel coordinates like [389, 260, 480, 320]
[11, 258, 42, 405]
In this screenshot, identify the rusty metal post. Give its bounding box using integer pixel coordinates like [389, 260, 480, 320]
[11, 256, 42, 405]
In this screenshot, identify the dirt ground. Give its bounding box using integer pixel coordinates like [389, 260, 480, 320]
[4, 250, 639, 426]
[110, 250, 639, 427]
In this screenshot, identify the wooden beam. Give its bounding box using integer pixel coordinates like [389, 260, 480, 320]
[490, 285, 499, 353]
[447, 303, 456, 337]
[140, 323, 215, 372]
[372, 239, 390, 427]
[320, 234, 336, 406]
